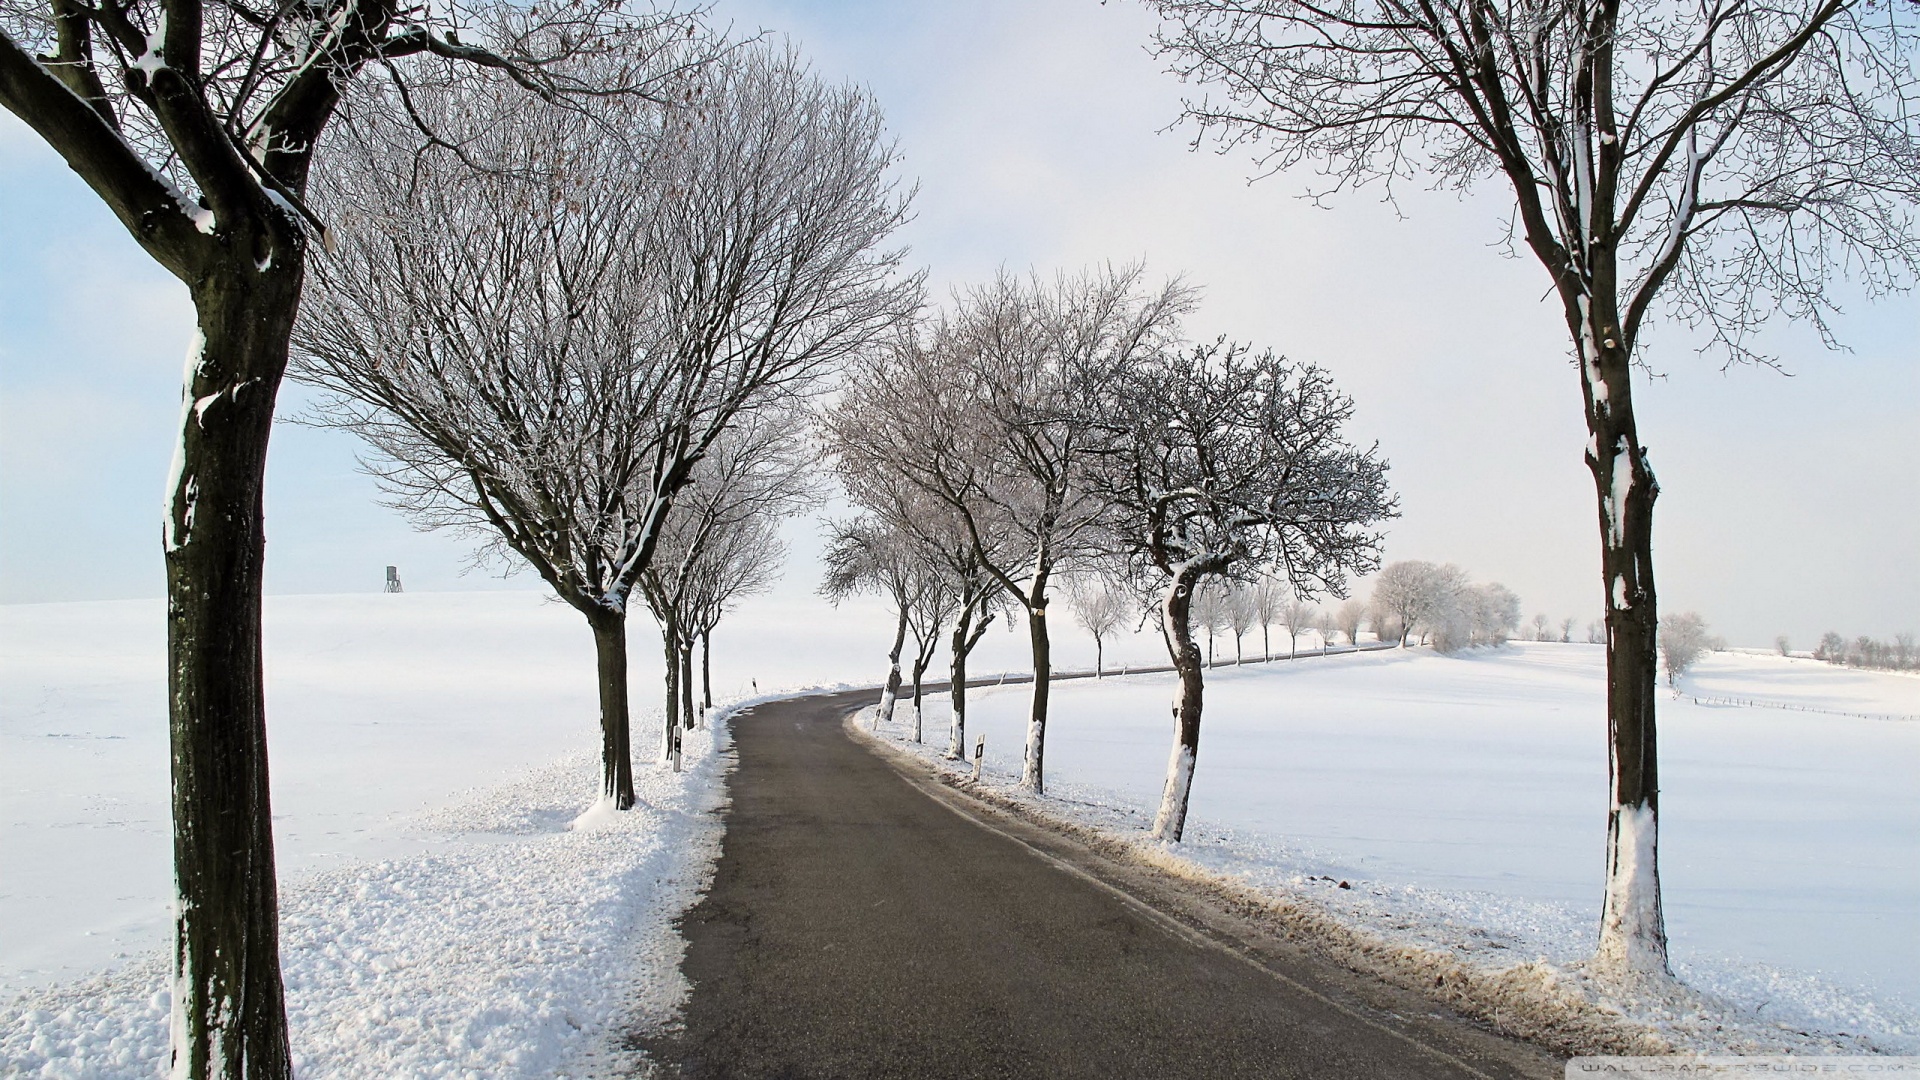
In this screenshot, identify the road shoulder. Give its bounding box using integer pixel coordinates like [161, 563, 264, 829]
[846, 708, 1651, 1068]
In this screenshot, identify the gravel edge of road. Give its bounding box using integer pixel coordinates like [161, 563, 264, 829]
[843, 709, 1671, 1065]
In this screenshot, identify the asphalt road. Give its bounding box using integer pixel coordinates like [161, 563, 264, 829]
[635, 688, 1562, 1079]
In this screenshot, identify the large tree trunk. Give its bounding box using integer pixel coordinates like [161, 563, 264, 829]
[661, 618, 681, 767]
[878, 606, 907, 724]
[910, 650, 932, 743]
[700, 628, 713, 712]
[946, 608, 973, 760]
[165, 269, 299, 1080]
[680, 638, 696, 732]
[1577, 289, 1670, 978]
[1095, 636, 1103, 678]
[1021, 600, 1051, 793]
[584, 607, 637, 810]
[1152, 568, 1207, 842]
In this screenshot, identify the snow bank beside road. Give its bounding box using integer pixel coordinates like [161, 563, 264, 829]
[4, 700, 746, 1079]
[854, 644, 1920, 1056]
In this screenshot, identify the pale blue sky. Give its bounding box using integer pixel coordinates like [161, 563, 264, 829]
[2, 0, 1914, 648]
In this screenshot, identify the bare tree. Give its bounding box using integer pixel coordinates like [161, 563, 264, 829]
[1659, 612, 1712, 687]
[1065, 573, 1131, 676]
[1278, 593, 1316, 659]
[1816, 631, 1847, 662]
[1151, 0, 1920, 979]
[822, 518, 920, 723]
[1098, 339, 1394, 841]
[1335, 598, 1368, 646]
[685, 519, 788, 716]
[1775, 635, 1792, 657]
[1562, 617, 1578, 643]
[1369, 603, 1405, 647]
[645, 406, 820, 764]
[1191, 579, 1230, 666]
[1251, 575, 1286, 659]
[1434, 580, 1521, 651]
[298, 44, 913, 807]
[899, 563, 958, 742]
[828, 265, 1193, 791]
[1532, 613, 1555, 642]
[0, 0, 720, 1065]
[1371, 561, 1467, 647]
[829, 439, 1011, 757]
[1226, 583, 1258, 663]
[1477, 585, 1523, 646]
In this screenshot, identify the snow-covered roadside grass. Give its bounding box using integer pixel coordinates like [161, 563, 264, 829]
[847, 669, 1920, 1060]
[0, 688, 841, 1080]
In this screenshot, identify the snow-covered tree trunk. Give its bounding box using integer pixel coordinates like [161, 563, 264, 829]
[946, 608, 973, 759]
[165, 266, 302, 1080]
[1152, 568, 1207, 841]
[1021, 599, 1051, 793]
[1580, 290, 1670, 978]
[878, 607, 907, 724]
[909, 653, 931, 743]
[680, 638, 696, 734]
[585, 607, 637, 809]
[661, 619, 681, 766]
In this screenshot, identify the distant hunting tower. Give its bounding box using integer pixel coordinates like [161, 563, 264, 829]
[384, 566, 403, 594]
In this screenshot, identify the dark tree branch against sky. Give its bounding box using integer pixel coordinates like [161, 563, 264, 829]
[4, 1, 1912, 650]
[1147, 0, 1919, 977]
[0, 0, 708, 1071]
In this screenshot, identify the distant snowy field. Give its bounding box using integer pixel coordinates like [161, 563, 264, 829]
[915, 644, 1920, 1045]
[0, 590, 1048, 1077]
[9, 592, 1916, 1068]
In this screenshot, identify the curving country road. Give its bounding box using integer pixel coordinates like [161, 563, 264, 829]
[634, 687, 1563, 1079]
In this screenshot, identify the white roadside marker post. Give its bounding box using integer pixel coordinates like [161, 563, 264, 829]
[972, 735, 985, 783]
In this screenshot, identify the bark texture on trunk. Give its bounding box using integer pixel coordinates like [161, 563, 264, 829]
[1021, 602, 1051, 793]
[680, 640, 695, 732]
[586, 608, 636, 810]
[946, 609, 972, 760]
[662, 619, 682, 768]
[909, 654, 930, 743]
[1151, 569, 1206, 842]
[878, 607, 907, 724]
[700, 628, 712, 712]
[1577, 290, 1670, 978]
[165, 268, 300, 1080]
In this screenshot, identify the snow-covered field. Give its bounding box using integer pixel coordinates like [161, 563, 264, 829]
[866, 644, 1920, 1052]
[1, 589, 1011, 1078]
[9, 591, 1916, 1069]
